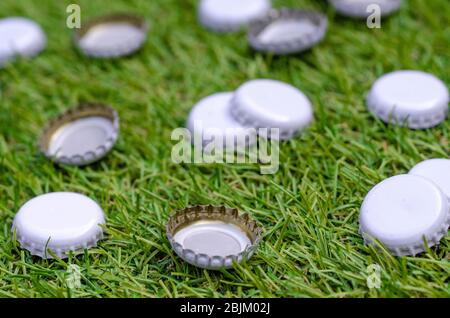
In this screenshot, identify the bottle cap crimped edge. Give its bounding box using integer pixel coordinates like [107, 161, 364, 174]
[166, 205, 262, 270]
[39, 103, 119, 166]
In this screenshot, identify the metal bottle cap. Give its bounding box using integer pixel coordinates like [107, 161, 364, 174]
[0, 17, 46, 66]
[74, 13, 148, 58]
[39, 103, 119, 166]
[359, 175, 450, 256]
[166, 205, 262, 270]
[186, 92, 257, 149]
[13, 192, 106, 259]
[329, 0, 402, 19]
[367, 70, 449, 129]
[248, 8, 328, 55]
[230, 79, 314, 140]
[409, 159, 450, 200]
[198, 0, 272, 33]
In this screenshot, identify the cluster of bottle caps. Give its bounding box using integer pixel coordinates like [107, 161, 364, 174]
[0, 0, 448, 269]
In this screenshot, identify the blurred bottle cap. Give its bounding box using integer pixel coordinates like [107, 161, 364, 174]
[74, 13, 148, 58]
[409, 158, 450, 200]
[198, 0, 271, 33]
[248, 8, 328, 55]
[187, 92, 257, 149]
[0, 17, 46, 66]
[329, 0, 402, 19]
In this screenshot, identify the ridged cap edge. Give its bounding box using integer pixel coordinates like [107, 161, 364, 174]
[166, 205, 262, 270]
[39, 103, 120, 166]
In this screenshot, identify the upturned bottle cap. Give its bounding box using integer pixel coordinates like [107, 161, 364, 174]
[166, 205, 262, 270]
[39, 103, 119, 166]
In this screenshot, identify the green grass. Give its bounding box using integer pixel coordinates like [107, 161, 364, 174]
[0, 0, 449, 298]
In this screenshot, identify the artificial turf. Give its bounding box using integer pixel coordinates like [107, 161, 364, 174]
[0, 0, 449, 298]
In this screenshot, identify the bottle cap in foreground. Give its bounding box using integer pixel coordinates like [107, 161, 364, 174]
[39, 103, 119, 166]
[367, 70, 449, 129]
[166, 205, 262, 270]
[74, 13, 148, 58]
[187, 92, 257, 149]
[329, 0, 402, 18]
[248, 8, 328, 55]
[198, 0, 271, 33]
[409, 158, 450, 200]
[359, 174, 450, 256]
[0, 17, 46, 66]
[13, 192, 105, 259]
[230, 79, 313, 140]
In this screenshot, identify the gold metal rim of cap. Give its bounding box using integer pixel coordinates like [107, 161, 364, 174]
[38, 103, 119, 165]
[73, 13, 148, 42]
[166, 205, 263, 264]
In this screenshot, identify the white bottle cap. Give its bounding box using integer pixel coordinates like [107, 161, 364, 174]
[248, 9, 328, 55]
[367, 70, 449, 129]
[409, 159, 450, 200]
[187, 92, 257, 148]
[359, 175, 450, 256]
[198, 0, 271, 33]
[230, 79, 313, 140]
[74, 14, 148, 58]
[13, 192, 106, 259]
[329, 0, 402, 18]
[0, 17, 46, 66]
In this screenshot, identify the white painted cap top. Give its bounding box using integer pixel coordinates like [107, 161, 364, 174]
[329, 0, 402, 18]
[409, 158, 450, 200]
[187, 92, 257, 148]
[359, 174, 450, 256]
[13, 192, 106, 259]
[230, 79, 313, 139]
[367, 70, 449, 129]
[74, 14, 148, 58]
[0, 17, 46, 66]
[248, 9, 328, 55]
[198, 0, 271, 32]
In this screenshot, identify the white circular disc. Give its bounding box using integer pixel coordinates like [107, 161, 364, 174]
[187, 92, 257, 148]
[367, 70, 449, 129]
[173, 221, 251, 258]
[13, 192, 106, 259]
[329, 0, 402, 18]
[198, 0, 271, 32]
[359, 174, 450, 256]
[76, 15, 147, 58]
[0, 17, 46, 66]
[230, 79, 313, 139]
[409, 158, 450, 200]
[248, 9, 328, 55]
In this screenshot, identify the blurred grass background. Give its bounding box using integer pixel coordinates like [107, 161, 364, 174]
[0, 0, 449, 297]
